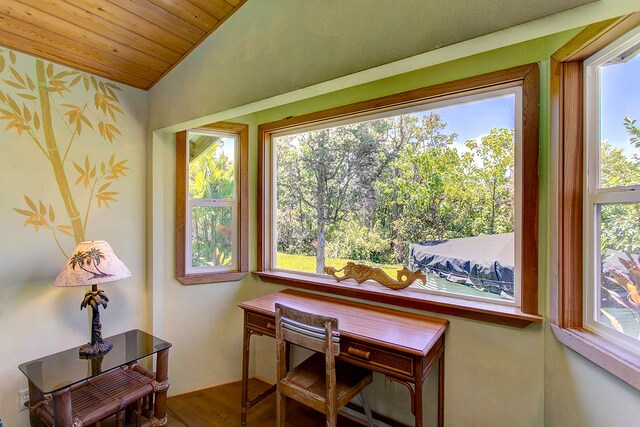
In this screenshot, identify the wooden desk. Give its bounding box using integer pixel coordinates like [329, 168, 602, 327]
[239, 289, 448, 427]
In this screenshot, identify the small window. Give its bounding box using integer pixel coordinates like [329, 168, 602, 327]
[584, 27, 640, 349]
[176, 123, 248, 284]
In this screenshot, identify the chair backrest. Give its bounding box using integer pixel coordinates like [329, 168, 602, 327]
[275, 303, 340, 356]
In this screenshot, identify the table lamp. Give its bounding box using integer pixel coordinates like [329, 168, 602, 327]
[54, 241, 131, 357]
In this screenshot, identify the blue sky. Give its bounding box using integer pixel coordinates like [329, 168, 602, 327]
[428, 94, 515, 143]
[601, 52, 640, 154]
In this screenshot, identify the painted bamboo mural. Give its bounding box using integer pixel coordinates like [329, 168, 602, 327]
[0, 49, 129, 257]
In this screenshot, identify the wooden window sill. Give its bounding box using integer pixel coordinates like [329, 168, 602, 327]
[254, 270, 542, 328]
[178, 271, 248, 285]
[551, 324, 640, 391]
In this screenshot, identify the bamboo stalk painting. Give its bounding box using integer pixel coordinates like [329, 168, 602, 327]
[0, 49, 129, 257]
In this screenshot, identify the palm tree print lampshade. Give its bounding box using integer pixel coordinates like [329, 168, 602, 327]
[54, 241, 130, 357]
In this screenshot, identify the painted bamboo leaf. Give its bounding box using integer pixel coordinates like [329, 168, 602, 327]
[69, 74, 82, 88]
[106, 159, 129, 180]
[49, 205, 55, 223]
[0, 112, 28, 135]
[26, 74, 35, 91]
[33, 111, 40, 130]
[96, 191, 118, 208]
[13, 196, 51, 232]
[9, 51, 16, 64]
[73, 158, 93, 188]
[98, 182, 112, 193]
[6, 94, 20, 113]
[9, 67, 25, 86]
[56, 225, 74, 237]
[24, 195, 37, 212]
[0, 55, 4, 73]
[22, 105, 31, 122]
[17, 93, 37, 100]
[98, 121, 121, 143]
[3, 79, 26, 90]
[46, 63, 53, 78]
[47, 79, 70, 95]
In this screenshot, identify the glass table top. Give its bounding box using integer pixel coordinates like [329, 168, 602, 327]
[18, 329, 171, 394]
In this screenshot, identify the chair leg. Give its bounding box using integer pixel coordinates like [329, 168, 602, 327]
[359, 390, 375, 427]
[326, 403, 337, 427]
[276, 388, 286, 427]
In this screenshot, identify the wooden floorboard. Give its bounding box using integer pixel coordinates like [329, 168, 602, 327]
[100, 378, 364, 426]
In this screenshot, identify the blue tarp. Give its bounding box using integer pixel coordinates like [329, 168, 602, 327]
[410, 233, 515, 299]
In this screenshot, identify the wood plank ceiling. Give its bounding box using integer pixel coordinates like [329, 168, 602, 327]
[0, 0, 247, 90]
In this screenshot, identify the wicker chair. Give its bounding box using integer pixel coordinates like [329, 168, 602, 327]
[275, 303, 375, 427]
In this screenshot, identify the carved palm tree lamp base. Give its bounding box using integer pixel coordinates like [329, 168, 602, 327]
[79, 289, 112, 357]
[53, 241, 131, 359]
[79, 339, 113, 357]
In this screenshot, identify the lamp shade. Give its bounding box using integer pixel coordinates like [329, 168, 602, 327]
[54, 241, 131, 287]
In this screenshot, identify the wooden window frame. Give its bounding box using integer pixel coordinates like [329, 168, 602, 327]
[257, 65, 542, 328]
[552, 13, 640, 390]
[176, 122, 249, 285]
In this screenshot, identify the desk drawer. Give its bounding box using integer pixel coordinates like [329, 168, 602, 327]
[340, 340, 414, 378]
[246, 312, 276, 336]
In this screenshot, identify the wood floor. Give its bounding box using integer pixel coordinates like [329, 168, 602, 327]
[165, 378, 364, 427]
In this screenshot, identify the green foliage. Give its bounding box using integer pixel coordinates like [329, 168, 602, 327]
[276, 111, 517, 270]
[624, 117, 640, 148]
[326, 217, 391, 263]
[189, 139, 235, 267]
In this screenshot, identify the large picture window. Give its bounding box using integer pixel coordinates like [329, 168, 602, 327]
[258, 65, 540, 326]
[584, 27, 640, 349]
[273, 89, 521, 305]
[176, 122, 248, 285]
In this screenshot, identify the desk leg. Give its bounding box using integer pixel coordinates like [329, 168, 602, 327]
[153, 348, 169, 426]
[438, 350, 445, 427]
[241, 325, 251, 426]
[52, 387, 72, 427]
[414, 358, 423, 427]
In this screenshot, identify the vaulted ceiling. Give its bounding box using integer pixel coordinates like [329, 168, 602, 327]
[0, 0, 246, 90]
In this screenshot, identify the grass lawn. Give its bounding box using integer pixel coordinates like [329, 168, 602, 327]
[276, 252, 402, 277]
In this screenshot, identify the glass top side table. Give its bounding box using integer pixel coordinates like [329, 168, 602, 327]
[18, 329, 171, 427]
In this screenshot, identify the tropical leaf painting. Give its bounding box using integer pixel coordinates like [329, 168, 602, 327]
[0, 48, 129, 258]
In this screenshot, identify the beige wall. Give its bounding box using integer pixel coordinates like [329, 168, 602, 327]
[0, 50, 148, 427]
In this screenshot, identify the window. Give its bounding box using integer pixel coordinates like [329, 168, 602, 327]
[258, 65, 541, 326]
[553, 13, 640, 391]
[584, 27, 640, 350]
[176, 122, 248, 284]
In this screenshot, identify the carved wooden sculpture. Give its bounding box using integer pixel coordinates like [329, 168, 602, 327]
[324, 262, 426, 290]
